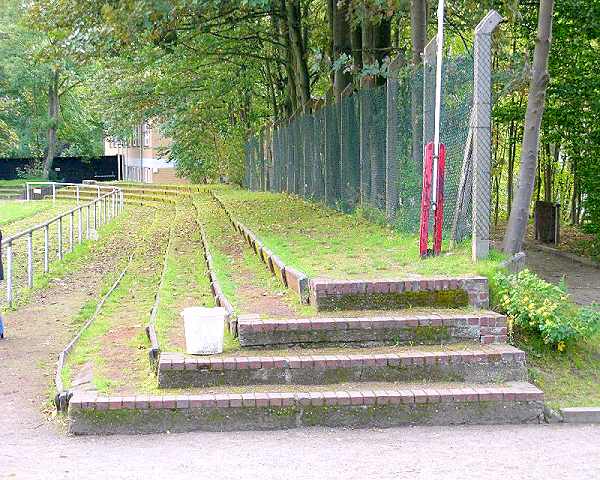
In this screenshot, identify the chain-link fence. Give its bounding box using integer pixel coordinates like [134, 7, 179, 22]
[244, 11, 503, 256]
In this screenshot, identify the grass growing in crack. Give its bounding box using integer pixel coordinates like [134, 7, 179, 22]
[193, 192, 308, 317]
[61, 207, 171, 393]
[215, 188, 504, 280]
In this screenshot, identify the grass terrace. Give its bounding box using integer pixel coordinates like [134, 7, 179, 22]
[215, 188, 505, 281]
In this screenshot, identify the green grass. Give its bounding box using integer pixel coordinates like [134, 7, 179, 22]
[193, 191, 312, 317]
[0, 177, 45, 187]
[62, 206, 171, 393]
[215, 188, 504, 280]
[520, 333, 600, 408]
[153, 202, 220, 352]
[0, 200, 56, 225]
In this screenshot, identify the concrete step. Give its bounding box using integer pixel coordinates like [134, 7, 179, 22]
[67, 381, 544, 434]
[157, 344, 527, 388]
[237, 310, 508, 347]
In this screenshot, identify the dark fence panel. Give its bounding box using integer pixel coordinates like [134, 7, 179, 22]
[0, 156, 119, 183]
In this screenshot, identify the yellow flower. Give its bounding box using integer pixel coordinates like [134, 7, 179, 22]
[557, 341, 566, 352]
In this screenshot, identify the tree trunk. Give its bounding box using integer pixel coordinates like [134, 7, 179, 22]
[507, 119, 515, 213]
[285, 0, 311, 110]
[410, 0, 427, 166]
[361, 14, 391, 88]
[276, 1, 298, 114]
[43, 68, 60, 179]
[503, 0, 554, 255]
[351, 19, 362, 73]
[332, 0, 352, 102]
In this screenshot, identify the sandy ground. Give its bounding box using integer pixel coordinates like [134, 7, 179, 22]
[1, 225, 599, 479]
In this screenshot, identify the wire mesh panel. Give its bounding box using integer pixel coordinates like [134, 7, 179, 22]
[245, 52, 480, 242]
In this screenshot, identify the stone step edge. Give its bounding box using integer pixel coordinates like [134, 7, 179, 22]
[69, 383, 544, 412]
[210, 191, 310, 304]
[159, 345, 525, 371]
[238, 312, 508, 345]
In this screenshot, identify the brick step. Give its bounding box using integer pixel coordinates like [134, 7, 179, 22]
[67, 381, 544, 434]
[310, 276, 490, 311]
[157, 344, 527, 388]
[237, 310, 508, 347]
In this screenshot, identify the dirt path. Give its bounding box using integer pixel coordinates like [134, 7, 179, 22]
[524, 247, 600, 306]
[0, 207, 151, 435]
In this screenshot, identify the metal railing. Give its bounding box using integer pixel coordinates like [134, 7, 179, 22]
[1, 182, 124, 307]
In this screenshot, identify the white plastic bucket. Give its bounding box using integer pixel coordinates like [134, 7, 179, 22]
[181, 306, 226, 355]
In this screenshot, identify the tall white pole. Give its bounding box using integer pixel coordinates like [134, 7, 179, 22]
[431, 0, 445, 206]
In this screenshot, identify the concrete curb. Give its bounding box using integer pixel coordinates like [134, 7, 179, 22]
[525, 242, 600, 270]
[560, 407, 600, 424]
[198, 223, 236, 335]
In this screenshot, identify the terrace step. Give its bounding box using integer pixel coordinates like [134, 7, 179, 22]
[53, 192, 177, 205]
[237, 311, 508, 347]
[67, 381, 544, 434]
[310, 276, 491, 311]
[157, 344, 528, 388]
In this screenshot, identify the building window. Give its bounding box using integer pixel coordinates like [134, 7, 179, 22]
[143, 123, 150, 147]
[132, 126, 140, 147]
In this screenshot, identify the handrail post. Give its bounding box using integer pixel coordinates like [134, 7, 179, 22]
[69, 211, 74, 252]
[78, 207, 83, 244]
[6, 242, 13, 306]
[27, 232, 33, 288]
[44, 225, 49, 273]
[52, 183, 56, 204]
[94, 201, 97, 230]
[58, 217, 63, 260]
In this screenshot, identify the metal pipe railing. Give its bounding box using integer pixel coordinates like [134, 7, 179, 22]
[1, 182, 124, 307]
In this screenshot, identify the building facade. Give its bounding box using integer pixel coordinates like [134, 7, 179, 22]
[104, 122, 187, 184]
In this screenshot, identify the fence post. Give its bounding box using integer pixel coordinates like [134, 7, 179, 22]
[52, 183, 56, 204]
[472, 10, 502, 261]
[26, 183, 30, 201]
[359, 91, 371, 206]
[386, 55, 403, 220]
[76, 185, 80, 205]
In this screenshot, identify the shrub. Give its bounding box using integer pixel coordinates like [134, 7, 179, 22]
[494, 269, 600, 350]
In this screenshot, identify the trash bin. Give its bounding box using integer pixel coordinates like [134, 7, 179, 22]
[181, 307, 227, 355]
[534, 201, 560, 245]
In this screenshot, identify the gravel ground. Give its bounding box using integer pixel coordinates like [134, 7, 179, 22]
[2, 422, 600, 479]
